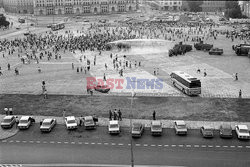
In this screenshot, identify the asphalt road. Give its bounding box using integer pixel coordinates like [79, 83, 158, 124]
[1, 124, 250, 167]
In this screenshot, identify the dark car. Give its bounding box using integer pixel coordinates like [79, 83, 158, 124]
[209, 48, 223, 55]
[132, 123, 144, 137]
[219, 124, 233, 138]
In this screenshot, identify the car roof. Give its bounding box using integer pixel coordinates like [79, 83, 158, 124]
[237, 125, 249, 130]
[175, 120, 186, 125]
[43, 118, 53, 123]
[109, 120, 119, 125]
[20, 116, 30, 120]
[66, 116, 75, 121]
[4, 115, 14, 119]
[84, 116, 93, 120]
[152, 120, 161, 126]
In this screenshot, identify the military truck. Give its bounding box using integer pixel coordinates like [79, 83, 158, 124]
[234, 44, 250, 56]
[209, 48, 223, 55]
[169, 42, 192, 57]
[194, 41, 213, 51]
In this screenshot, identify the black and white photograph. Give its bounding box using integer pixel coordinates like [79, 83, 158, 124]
[0, 0, 250, 166]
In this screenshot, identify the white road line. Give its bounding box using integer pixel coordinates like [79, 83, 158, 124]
[151, 144, 156, 147]
[223, 146, 228, 148]
[71, 142, 75, 144]
[118, 143, 124, 146]
[43, 141, 47, 144]
[135, 144, 141, 146]
[230, 146, 235, 148]
[164, 145, 169, 147]
[36, 141, 40, 143]
[97, 143, 102, 145]
[57, 142, 61, 144]
[208, 145, 213, 148]
[238, 146, 243, 148]
[22, 141, 27, 143]
[201, 145, 206, 148]
[64, 142, 68, 144]
[50, 141, 55, 144]
[91, 143, 95, 145]
[246, 146, 250, 148]
[78, 142, 82, 144]
[144, 144, 148, 147]
[186, 145, 191, 147]
[128, 144, 131, 146]
[178, 145, 183, 147]
[1, 140, 7, 142]
[216, 145, 221, 148]
[158, 145, 162, 147]
[111, 143, 116, 146]
[85, 142, 89, 145]
[9, 140, 13, 143]
[29, 141, 34, 143]
[171, 145, 176, 147]
[15, 140, 20, 143]
[104, 143, 109, 145]
[194, 145, 199, 148]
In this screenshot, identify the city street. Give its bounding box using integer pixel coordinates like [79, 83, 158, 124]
[1, 124, 250, 166]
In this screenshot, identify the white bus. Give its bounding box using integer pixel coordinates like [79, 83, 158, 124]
[51, 22, 65, 31]
[170, 71, 201, 96]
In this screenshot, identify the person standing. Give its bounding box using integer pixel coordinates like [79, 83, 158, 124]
[118, 109, 122, 121]
[235, 73, 238, 81]
[7, 63, 10, 70]
[239, 89, 242, 98]
[153, 110, 156, 120]
[109, 110, 112, 120]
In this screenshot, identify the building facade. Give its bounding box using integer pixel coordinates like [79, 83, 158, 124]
[2, 0, 34, 14]
[34, 0, 138, 16]
[241, 1, 250, 18]
[201, 0, 226, 12]
[156, 0, 182, 11]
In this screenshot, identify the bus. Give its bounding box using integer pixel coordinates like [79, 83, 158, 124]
[51, 22, 65, 31]
[170, 71, 201, 96]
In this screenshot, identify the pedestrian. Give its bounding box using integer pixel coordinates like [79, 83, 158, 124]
[79, 115, 83, 126]
[118, 109, 122, 121]
[153, 110, 156, 120]
[197, 68, 200, 73]
[103, 73, 106, 81]
[239, 89, 242, 98]
[114, 109, 117, 120]
[72, 63, 74, 70]
[77, 67, 79, 73]
[44, 89, 48, 99]
[204, 71, 207, 77]
[235, 73, 238, 81]
[109, 110, 112, 120]
[7, 63, 10, 70]
[80, 67, 83, 72]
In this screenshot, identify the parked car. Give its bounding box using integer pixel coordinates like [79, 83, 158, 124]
[1, 115, 16, 129]
[235, 125, 250, 140]
[83, 116, 96, 130]
[108, 120, 120, 134]
[132, 123, 144, 137]
[65, 116, 78, 130]
[18, 116, 34, 130]
[219, 124, 233, 138]
[18, 18, 25, 23]
[209, 48, 223, 55]
[200, 126, 214, 138]
[174, 120, 188, 135]
[151, 120, 162, 136]
[40, 118, 56, 132]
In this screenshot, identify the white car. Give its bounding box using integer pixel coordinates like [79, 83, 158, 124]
[1, 115, 16, 129]
[108, 120, 120, 134]
[65, 116, 78, 130]
[151, 120, 162, 136]
[174, 120, 188, 135]
[235, 125, 250, 140]
[40, 118, 56, 132]
[18, 116, 33, 130]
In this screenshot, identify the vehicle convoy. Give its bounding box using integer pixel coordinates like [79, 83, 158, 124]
[18, 116, 34, 130]
[170, 71, 201, 96]
[1, 116, 16, 129]
[169, 43, 192, 57]
[132, 123, 144, 137]
[174, 120, 188, 135]
[40, 118, 56, 132]
[108, 120, 120, 134]
[194, 41, 213, 51]
[65, 116, 78, 130]
[151, 120, 162, 136]
[234, 44, 250, 56]
[235, 125, 250, 140]
[83, 116, 96, 130]
[209, 48, 223, 55]
[200, 126, 214, 138]
[51, 22, 65, 31]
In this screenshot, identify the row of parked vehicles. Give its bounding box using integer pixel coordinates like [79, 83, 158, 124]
[1, 116, 250, 140]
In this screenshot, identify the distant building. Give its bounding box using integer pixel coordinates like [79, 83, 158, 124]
[34, 0, 138, 16]
[201, 0, 226, 12]
[154, 0, 182, 11]
[2, 0, 34, 14]
[241, 1, 250, 18]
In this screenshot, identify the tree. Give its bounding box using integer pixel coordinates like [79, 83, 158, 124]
[224, 0, 243, 19]
[0, 15, 10, 28]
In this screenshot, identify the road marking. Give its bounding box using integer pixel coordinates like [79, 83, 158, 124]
[135, 144, 141, 146]
[111, 143, 116, 146]
[29, 141, 34, 143]
[71, 142, 75, 144]
[50, 141, 55, 144]
[43, 141, 47, 144]
[78, 142, 82, 144]
[118, 143, 124, 146]
[178, 145, 183, 147]
[128, 144, 131, 146]
[97, 143, 102, 145]
[9, 140, 13, 143]
[201, 145, 206, 148]
[151, 144, 156, 147]
[194, 145, 199, 148]
[91, 142, 95, 145]
[57, 142, 61, 144]
[1, 140, 7, 142]
[15, 140, 20, 143]
[223, 146, 228, 148]
[238, 146, 243, 148]
[36, 141, 40, 143]
[208, 145, 213, 148]
[144, 144, 148, 147]
[246, 146, 250, 148]
[164, 145, 169, 147]
[158, 145, 162, 147]
[22, 141, 27, 143]
[230, 146, 235, 148]
[186, 145, 191, 147]
[104, 143, 109, 145]
[216, 145, 221, 148]
[85, 142, 89, 145]
[171, 145, 176, 147]
[64, 142, 68, 144]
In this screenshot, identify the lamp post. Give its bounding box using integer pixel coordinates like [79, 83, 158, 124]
[129, 90, 136, 167]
